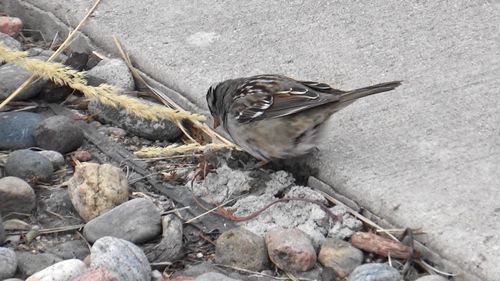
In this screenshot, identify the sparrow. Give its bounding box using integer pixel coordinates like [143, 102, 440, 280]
[206, 74, 401, 161]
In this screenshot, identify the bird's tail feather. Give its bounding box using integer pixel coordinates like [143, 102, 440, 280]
[340, 81, 402, 102]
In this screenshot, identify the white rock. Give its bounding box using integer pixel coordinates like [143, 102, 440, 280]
[26, 259, 87, 281]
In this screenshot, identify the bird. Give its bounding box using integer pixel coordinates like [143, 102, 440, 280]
[206, 74, 401, 162]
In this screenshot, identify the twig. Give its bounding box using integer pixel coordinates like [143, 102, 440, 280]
[8, 224, 85, 235]
[184, 199, 235, 224]
[161, 206, 191, 216]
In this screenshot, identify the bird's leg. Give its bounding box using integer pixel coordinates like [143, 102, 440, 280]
[242, 159, 270, 171]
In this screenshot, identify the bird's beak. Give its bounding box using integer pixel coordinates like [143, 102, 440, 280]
[213, 117, 220, 129]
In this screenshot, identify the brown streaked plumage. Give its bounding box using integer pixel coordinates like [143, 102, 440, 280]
[206, 74, 401, 161]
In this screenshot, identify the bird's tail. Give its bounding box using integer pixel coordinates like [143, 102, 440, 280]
[340, 81, 402, 102]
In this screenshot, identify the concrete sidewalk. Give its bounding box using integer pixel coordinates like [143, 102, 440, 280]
[2, 0, 499, 280]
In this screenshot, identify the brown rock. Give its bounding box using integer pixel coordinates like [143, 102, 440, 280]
[265, 228, 316, 272]
[215, 227, 269, 271]
[0, 16, 22, 37]
[74, 150, 92, 161]
[68, 163, 129, 221]
[318, 238, 363, 278]
[351, 232, 412, 259]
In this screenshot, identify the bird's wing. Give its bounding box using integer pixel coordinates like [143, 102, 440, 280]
[230, 75, 344, 123]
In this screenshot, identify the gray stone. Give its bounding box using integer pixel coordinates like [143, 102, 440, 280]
[347, 263, 401, 281]
[176, 262, 260, 281]
[47, 239, 90, 260]
[0, 176, 36, 215]
[86, 58, 134, 91]
[0, 216, 5, 245]
[26, 48, 67, 62]
[39, 52, 88, 102]
[414, 275, 449, 281]
[16, 251, 62, 278]
[34, 116, 84, 153]
[83, 198, 162, 243]
[318, 238, 364, 278]
[88, 98, 181, 141]
[0, 59, 47, 101]
[0, 112, 43, 150]
[0, 32, 21, 50]
[0, 247, 17, 280]
[144, 214, 183, 262]
[216, 227, 269, 271]
[5, 149, 54, 181]
[90, 236, 151, 281]
[38, 150, 65, 170]
[195, 272, 241, 281]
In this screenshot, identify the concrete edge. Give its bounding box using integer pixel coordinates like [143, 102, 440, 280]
[307, 177, 481, 281]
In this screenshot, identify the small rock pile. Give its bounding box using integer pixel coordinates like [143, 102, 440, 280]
[0, 16, 450, 281]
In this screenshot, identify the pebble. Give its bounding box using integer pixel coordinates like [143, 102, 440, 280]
[88, 98, 181, 141]
[144, 214, 183, 262]
[0, 247, 17, 280]
[0, 216, 5, 244]
[5, 149, 54, 181]
[16, 252, 62, 278]
[0, 176, 36, 215]
[0, 16, 23, 36]
[74, 150, 92, 161]
[34, 116, 84, 153]
[0, 32, 21, 50]
[0, 112, 43, 150]
[68, 163, 129, 221]
[72, 268, 120, 281]
[0, 63, 47, 101]
[318, 238, 364, 278]
[25, 259, 87, 281]
[215, 227, 269, 271]
[347, 263, 401, 281]
[26, 48, 67, 62]
[85, 58, 135, 91]
[265, 228, 317, 272]
[90, 236, 151, 281]
[47, 239, 90, 260]
[83, 198, 161, 243]
[195, 272, 241, 281]
[414, 275, 449, 281]
[39, 52, 89, 102]
[38, 150, 65, 170]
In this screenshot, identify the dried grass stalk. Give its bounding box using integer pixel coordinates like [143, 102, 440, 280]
[135, 143, 228, 158]
[0, 43, 205, 123]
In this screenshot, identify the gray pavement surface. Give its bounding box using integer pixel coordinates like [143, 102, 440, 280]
[2, 1, 499, 280]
